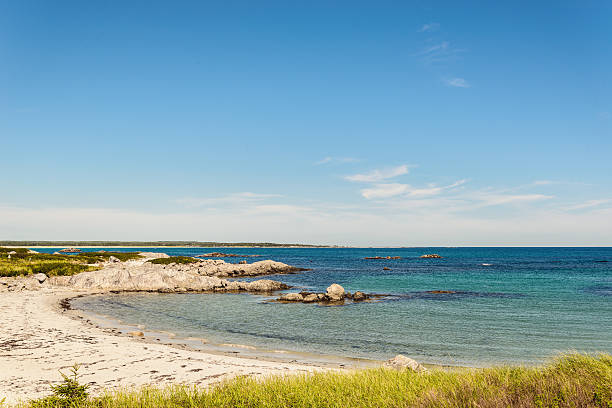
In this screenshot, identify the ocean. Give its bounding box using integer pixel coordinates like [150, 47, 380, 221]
[50, 247, 611, 367]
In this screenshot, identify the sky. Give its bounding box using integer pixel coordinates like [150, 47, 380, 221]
[1, 1, 611, 246]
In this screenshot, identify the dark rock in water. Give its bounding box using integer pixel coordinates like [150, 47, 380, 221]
[383, 267, 391, 270]
[420, 254, 442, 259]
[279, 292, 304, 302]
[365, 256, 401, 260]
[426, 290, 456, 294]
[595, 260, 609, 263]
[353, 291, 368, 301]
[196, 252, 260, 258]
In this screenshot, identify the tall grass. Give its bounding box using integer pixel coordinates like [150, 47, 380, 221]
[21, 353, 612, 407]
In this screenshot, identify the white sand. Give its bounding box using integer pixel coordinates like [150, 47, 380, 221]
[0, 289, 317, 405]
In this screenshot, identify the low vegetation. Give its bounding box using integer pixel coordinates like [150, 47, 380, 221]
[18, 353, 612, 408]
[147, 256, 200, 265]
[0, 247, 141, 277]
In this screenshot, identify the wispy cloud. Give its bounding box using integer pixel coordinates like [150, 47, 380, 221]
[175, 192, 282, 208]
[414, 41, 466, 65]
[315, 156, 359, 165]
[418, 23, 440, 33]
[563, 199, 612, 211]
[345, 164, 410, 183]
[445, 77, 470, 88]
[361, 179, 467, 200]
[361, 183, 410, 199]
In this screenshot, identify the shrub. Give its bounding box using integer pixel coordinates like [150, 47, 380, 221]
[147, 256, 199, 265]
[30, 364, 89, 408]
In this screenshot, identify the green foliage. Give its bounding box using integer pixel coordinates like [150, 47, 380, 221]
[30, 364, 89, 408]
[147, 256, 200, 265]
[17, 353, 612, 408]
[0, 248, 141, 277]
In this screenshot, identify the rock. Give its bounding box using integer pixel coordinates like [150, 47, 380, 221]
[53, 252, 61, 255]
[59, 248, 81, 253]
[8, 251, 17, 255]
[239, 260, 247, 264]
[420, 254, 442, 259]
[27, 249, 39, 254]
[138, 252, 170, 259]
[326, 283, 345, 301]
[279, 292, 304, 302]
[302, 293, 319, 303]
[33, 273, 47, 283]
[383, 267, 391, 270]
[108, 256, 121, 263]
[244, 279, 289, 292]
[128, 331, 144, 337]
[353, 291, 367, 301]
[384, 355, 427, 372]
[426, 290, 456, 294]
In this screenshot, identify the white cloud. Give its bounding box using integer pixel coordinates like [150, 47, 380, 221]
[563, 199, 612, 211]
[445, 78, 470, 88]
[1, 203, 611, 246]
[473, 193, 553, 207]
[418, 23, 440, 32]
[346, 164, 410, 182]
[361, 183, 410, 199]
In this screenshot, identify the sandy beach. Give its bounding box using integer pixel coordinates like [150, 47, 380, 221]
[0, 289, 318, 405]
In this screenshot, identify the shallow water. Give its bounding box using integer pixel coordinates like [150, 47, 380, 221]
[58, 247, 612, 366]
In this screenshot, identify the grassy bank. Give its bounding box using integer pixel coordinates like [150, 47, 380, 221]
[0, 247, 141, 277]
[19, 353, 612, 407]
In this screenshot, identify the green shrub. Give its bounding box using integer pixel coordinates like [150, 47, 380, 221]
[147, 256, 199, 265]
[30, 364, 89, 408]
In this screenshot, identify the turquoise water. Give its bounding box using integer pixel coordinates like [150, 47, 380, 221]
[60, 247, 612, 366]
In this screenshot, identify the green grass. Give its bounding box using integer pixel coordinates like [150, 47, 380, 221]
[0, 248, 142, 277]
[147, 256, 200, 265]
[19, 353, 612, 408]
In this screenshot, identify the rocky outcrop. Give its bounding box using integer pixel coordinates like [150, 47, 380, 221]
[420, 254, 442, 258]
[1, 256, 298, 294]
[59, 248, 81, 253]
[138, 252, 170, 259]
[365, 256, 401, 260]
[277, 284, 371, 305]
[384, 355, 427, 372]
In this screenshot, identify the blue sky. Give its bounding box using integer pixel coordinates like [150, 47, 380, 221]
[1, 1, 611, 245]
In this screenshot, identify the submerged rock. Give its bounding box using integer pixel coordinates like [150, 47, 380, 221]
[384, 355, 427, 372]
[420, 254, 442, 259]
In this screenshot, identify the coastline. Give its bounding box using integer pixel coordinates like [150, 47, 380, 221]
[0, 289, 321, 405]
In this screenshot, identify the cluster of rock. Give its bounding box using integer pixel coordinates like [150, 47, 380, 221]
[196, 252, 261, 258]
[59, 248, 81, 253]
[364, 256, 401, 260]
[277, 283, 369, 304]
[420, 254, 443, 258]
[1, 253, 302, 294]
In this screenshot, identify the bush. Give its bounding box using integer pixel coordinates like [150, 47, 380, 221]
[30, 364, 89, 408]
[147, 256, 199, 265]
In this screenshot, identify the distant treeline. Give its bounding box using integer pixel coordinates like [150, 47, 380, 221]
[0, 240, 329, 248]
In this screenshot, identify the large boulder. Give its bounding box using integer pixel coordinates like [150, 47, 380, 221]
[243, 279, 289, 292]
[326, 283, 345, 301]
[384, 355, 427, 372]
